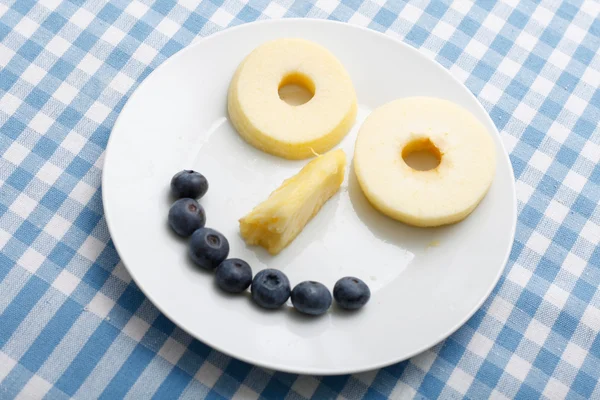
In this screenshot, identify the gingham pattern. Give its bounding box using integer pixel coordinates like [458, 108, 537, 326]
[0, 0, 598, 398]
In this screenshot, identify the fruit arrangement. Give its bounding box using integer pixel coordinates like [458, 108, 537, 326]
[168, 169, 371, 316]
[165, 39, 497, 319]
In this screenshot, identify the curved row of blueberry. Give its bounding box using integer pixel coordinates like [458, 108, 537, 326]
[167, 170, 371, 315]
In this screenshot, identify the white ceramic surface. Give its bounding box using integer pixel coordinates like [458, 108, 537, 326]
[102, 19, 517, 375]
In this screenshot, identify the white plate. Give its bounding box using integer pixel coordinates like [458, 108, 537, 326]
[103, 19, 516, 375]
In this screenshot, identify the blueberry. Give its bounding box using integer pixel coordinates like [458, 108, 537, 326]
[171, 170, 208, 199]
[251, 269, 291, 309]
[215, 259, 253, 293]
[168, 198, 206, 237]
[291, 281, 332, 316]
[189, 228, 229, 270]
[333, 277, 371, 310]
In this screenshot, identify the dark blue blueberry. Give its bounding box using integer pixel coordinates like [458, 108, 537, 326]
[171, 170, 208, 199]
[291, 281, 332, 316]
[333, 277, 370, 310]
[189, 227, 229, 270]
[215, 258, 253, 293]
[251, 269, 291, 309]
[168, 198, 205, 237]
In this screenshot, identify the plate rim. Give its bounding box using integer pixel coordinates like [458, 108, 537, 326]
[102, 18, 517, 375]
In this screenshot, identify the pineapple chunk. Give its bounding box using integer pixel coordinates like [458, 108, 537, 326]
[240, 149, 346, 254]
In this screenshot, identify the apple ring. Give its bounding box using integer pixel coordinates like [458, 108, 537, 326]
[354, 97, 496, 227]
[228, 38, 357, 160]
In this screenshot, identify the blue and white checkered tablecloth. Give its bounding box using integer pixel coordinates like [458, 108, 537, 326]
[0, 0, 598, 398]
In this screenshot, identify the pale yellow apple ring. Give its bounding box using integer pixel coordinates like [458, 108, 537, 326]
[354, 97, 496, 227]
[228, 38, 357, 160]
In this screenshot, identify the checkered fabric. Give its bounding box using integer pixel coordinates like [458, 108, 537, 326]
[0, 0, 598, 398]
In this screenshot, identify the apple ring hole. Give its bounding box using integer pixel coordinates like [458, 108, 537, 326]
[278, 72, 315, 106]
[402, 138, 442, 171]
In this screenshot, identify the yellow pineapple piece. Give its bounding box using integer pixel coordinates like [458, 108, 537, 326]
[240, 149, 346, 254]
